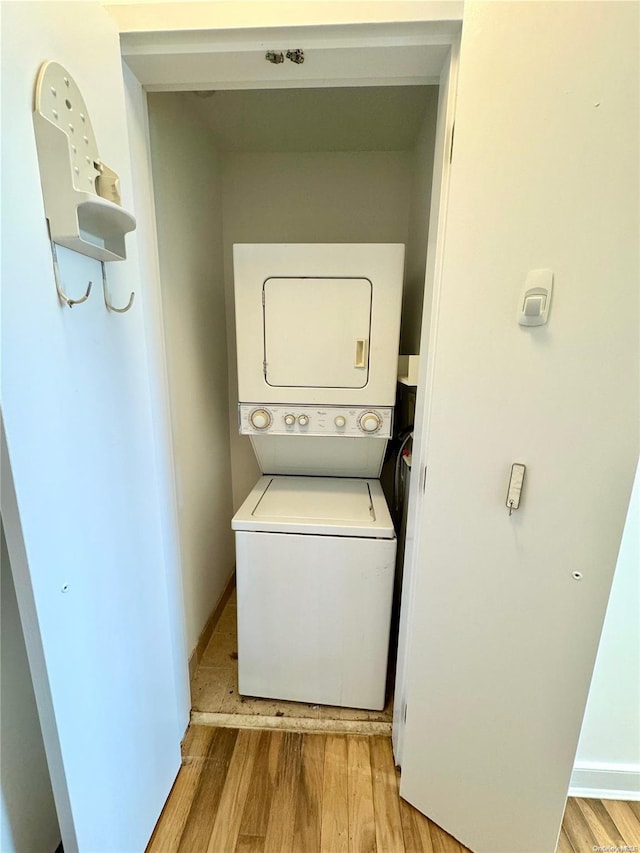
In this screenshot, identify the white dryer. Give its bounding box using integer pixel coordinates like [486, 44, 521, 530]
[233, 243, 404, 407]
[232, 243, 404, 710]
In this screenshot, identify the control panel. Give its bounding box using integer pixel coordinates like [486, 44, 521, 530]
[238, 404, 393, 438]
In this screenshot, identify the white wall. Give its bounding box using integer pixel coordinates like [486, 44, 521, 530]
[147, 92, 235, 654]
[0, 5, 187, 850]
[402, 86, 439, 355]
[571, 463, 640, 797]
[105, 1, 463, 32]
[1, 523, 60, 853]
[221, 150, 413, 508]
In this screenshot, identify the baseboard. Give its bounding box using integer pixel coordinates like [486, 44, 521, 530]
[188, 569, 235, 681]
[569, 762, 640, 801]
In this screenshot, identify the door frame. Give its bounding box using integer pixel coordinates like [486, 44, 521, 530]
[119, 16, 462, 756]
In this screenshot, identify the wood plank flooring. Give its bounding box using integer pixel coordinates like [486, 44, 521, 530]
[148, 727, 469, 853]
[562, 797, 640, 852]
[148, 726, 640, 853]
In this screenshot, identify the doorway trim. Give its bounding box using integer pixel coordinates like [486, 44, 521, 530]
[119, 16, 462, 757]
[120, 19, 461, 91]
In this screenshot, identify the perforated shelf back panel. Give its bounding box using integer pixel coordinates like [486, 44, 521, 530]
[33, 61, 135, 262]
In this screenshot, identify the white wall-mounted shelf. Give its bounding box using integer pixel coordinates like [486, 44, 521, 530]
[33, 61, 136, 262]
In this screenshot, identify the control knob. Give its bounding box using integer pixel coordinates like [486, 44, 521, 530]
[284, 413, 296, 426]
[358, 411, 382, 433]
[298, 414, 310, 426]
[334, 415, 346, 428]
[249, 408, 271, 430]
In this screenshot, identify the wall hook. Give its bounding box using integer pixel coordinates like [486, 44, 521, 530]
[49, 230, 92, 308]
[101, 262, 135, 313]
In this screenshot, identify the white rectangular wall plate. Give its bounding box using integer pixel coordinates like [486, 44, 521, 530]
[506, 463, 526, 514]
[518, 269, 553, 326]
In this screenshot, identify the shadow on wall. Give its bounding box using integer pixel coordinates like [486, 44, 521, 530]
[1, 522, 60, 853]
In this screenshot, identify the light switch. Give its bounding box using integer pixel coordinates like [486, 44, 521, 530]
[506, 463, 526, 515]
[524, 294, 545, 317]
[518, 269, 553, 326]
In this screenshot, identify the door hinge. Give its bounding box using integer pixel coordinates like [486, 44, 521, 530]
[449, 122, 455, 164]
[403, 702, 407, 723]
[421, 465, 428, 493]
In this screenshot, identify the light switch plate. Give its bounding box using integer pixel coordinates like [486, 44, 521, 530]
[506, 463, 526, 513]
[518, 269, 553, 326]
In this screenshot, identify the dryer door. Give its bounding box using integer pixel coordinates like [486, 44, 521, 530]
[263, 277, 372, 388]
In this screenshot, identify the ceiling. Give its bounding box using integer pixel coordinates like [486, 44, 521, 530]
[181, 85, 438, 153]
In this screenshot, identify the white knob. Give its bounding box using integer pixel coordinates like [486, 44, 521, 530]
[298, 414, 309, 426]
[359, 412, 381, 433]
[284, 413, 296, 426]
[250, 408, 271, 430]
[334, 415, 346, 428]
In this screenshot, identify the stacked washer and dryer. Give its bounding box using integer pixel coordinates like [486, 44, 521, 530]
[231, 243, 404, 711]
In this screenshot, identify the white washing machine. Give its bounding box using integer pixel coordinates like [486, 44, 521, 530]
[233, 476, 396, 710]
[232, 243, 404, 710]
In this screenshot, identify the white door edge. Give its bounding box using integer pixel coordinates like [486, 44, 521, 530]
[391, 37, 461, 765]
[1, 415, 77, 851]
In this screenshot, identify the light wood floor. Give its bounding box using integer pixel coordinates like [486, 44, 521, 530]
[147, 725, 640, 852]
[560, 797, 639, 852]
[148, 726, 471, 852]
[171, 588, 640, 852]
[190, 590, 393, 730]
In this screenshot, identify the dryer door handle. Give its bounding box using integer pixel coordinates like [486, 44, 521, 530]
[355, 338, 368, 368]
